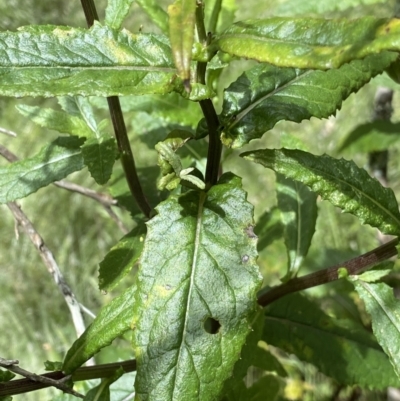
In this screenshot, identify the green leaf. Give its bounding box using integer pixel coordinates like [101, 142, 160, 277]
[63, 285, 136, 374]
[0, 136, 85, 204]
[242, 148, 400, 236]
[105, 0, 135, 30]
[222, 310, 286, 401]
[44, 361, 63, 371]
[276, 174, 317, 281]
[133, 173, 262, 401]
[16, 105, 93, 137]
[168, 0, 196, 83]
[204, 0, 236, 33]
[254, 208, 283, 252]
[136, 0, 169, 34]
[81, 135, 118, 185]
[263, 293, 400, 388]
[0, 23, 177, 97]
[83, 368, 124, 401]
[338, 121, 400, 154]
[220, 53, 396, 148]
[351, 278, 400, 379]
[0, 369, 15, 383]
[99, 222, 146, 291]
[215, 17, 400, 69]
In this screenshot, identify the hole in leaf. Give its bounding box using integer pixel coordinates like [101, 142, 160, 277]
[203, 317, 221, 334]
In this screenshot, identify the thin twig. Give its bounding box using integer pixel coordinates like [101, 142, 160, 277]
[7, 202, 87, 338]
[0, 358, 83, 398]
[0, 359, 137, 397]
[0, 127, 17, 137]
[258, 237, 399, 307]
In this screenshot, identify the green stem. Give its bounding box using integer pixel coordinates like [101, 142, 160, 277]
[80, 0, 152, 218]
[258, 238, 399, 307]
[0, 360, 136, 397]
[208, 0, 222, 33]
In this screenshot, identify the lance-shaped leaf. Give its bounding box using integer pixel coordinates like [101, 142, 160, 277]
[0, 23, 177, 97]
[105, 0, 135, 30]
[83, 367, 124, 401]
[63, 285, 136, 373]
[263, 293, 400, 388]
[215, 17, 400, 69]
[220, 53, 396, 148]
[350, 278, 400, 379]
[242, 148, 400, 236]
[0, 136, 85, 204]
[338, 121, 400, 154]
[277, 174, 317, 281]
[168, 0, 196, 84]
[133, 173, 262, 401]
[137, 0, 169, 34]
[99, 222, 146, 291]
[16, 104, 94, 137]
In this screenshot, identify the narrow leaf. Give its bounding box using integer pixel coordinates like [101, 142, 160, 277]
[351, 278, 400, 379]
[168, 0, 196, 83]
[220, 53, 396, 148]
[105, 0, 135, 30]
[0, 136, 85, 204]
[204, 0, 236, 33]
[16, 105, 93, 137]
[277, 174, 317, 280]
[99, 222, 146, 291]
[63, 285, 136, 373]
[0, 23, 177, 97]
[215, 17, 400, 69]
[242, 148, 400, 236]
[338, 121, 400, 153]
[133, 173, 262, 401]
[83, 368, 124, 401]
[254, 207, 284, 252]
[81, 135, 118, 185]
[263, 293, 399, 388]
[136, 0, 169, 34]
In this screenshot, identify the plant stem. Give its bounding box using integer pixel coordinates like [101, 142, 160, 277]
[208, 0, 222, 33]
[195, 1, 222, 186]
[258, 238, 399, 307]
[0, 360, 136, 397]
[80, 0, 152, 218]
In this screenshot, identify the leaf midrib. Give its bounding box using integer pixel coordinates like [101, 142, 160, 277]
[171, 191, 207, 400]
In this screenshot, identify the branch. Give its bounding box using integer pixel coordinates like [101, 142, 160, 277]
[80, 0, 152, 218]
[0, 359, 136, 397]
[257, 237, 399, 307]
[0, 127, 17, 137]
[0, 358, 83, 398]
[7, 202, 87, 338]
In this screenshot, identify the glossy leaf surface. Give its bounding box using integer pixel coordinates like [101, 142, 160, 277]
[99, 222, 146, 291]
[351, 278, 400, 378]
[0, 23, 176, 97]
[220, 53, 396, 148]
[215, 17, 400, 69]
[263, 293, 399, 388]
[133, 173, 262, 401]
[105, 0, 135, 29]
[0, 136, 85, 204]
[242, 148, 400, 236]
[168, 0, 196, 82]
[277, 174, 317, 280]
[63, 285, 136, 373]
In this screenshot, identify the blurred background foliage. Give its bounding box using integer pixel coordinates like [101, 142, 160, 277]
[1, 0, 400, 400]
